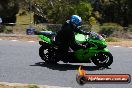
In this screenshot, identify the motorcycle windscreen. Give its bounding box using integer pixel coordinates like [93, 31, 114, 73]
[75, 34, 86, 43]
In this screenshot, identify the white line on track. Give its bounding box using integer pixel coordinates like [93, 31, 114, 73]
[129, 47, 132, 48]
[113, 46, 121, 47]
[11, 40, 18, 42]
[28, 41, 35, 43]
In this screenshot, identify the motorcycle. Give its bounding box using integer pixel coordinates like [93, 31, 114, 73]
[35, 31, 113, 67]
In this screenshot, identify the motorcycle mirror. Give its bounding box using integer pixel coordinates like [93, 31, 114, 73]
[101, 34, 106, 38]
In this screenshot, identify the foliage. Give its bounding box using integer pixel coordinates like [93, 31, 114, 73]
[30, 0, 93, 24]
[89, 16, 97, 26]
[74, 1, 92, 21]
[27, 85, 39, 88]
[0, 0, 19, 18]
[99, 23, 123, 37]
[91, 24, 100, 32]
[128, 25, 132, 32]
[128, 0, 132, 24]
[29, 0, 132, 25]
[0, 25, 6, 33]
[0, 25, 13, 34]
[81, 25, 91, 31]
[91, 0, 130, 26]
[46, 24, 62, 32]
[105, 37, 119, 42]
[1, 0, 132, 27]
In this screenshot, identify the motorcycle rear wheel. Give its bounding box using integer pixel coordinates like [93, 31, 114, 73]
[39, 45, 59, 63]
[92, 52, 113, 67]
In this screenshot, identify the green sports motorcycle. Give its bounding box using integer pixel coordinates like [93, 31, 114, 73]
[36, 31, 113, 67]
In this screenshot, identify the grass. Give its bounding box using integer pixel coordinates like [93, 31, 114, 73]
[105, 37, 120, 42]
[27, 85, 39, 88]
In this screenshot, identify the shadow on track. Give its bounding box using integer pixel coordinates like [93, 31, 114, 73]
[30, 62, 108, 71]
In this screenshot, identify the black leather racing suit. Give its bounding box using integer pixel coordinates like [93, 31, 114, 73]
[55, 21, 90, 57]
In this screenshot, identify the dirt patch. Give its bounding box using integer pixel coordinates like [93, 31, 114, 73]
[107, 41, 132, 47]
[0, 35, 39, 41]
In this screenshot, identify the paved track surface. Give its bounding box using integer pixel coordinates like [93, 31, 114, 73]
[0, 40, 132, 88]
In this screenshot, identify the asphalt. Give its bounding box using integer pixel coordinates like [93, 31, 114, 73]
[0, 40, 132, 88]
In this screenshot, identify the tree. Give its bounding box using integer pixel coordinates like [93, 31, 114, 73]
[30, 0, 93, 24]
[0, 0, 19, 23]
[91, 0, 129, 26]
[128, 0, 132, 24]
[74, 1, 92, 21]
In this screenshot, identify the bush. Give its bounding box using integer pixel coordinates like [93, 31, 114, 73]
[45, 24, 62, 32]
[99, 23, 123, 37]
[105, 37, 119, 42]
[112, 32, 132, 39]
[0, 25, 6, 33]
[27, 85, 39, 88]
[89, 16, 97, 26]
[4, 26, 13, 34]
[90, 24, 100, 32]
[81, 25, 91, 31]
[46, 24, 92, 32]
[127, 25, 132, 32]
[0, 25, 13, 34]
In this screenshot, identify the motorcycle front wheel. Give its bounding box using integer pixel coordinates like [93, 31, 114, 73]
[92, 52, 113, 67]
[39, 45, 59, 63]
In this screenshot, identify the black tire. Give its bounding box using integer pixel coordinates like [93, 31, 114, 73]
[76, 75, 87, 85]
[92, 52, 113, 67]
[39, 45, 59, 63]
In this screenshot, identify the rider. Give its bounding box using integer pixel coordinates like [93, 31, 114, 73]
[55, 15, 90, 57]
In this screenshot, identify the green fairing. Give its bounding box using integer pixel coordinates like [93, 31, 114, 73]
[74, 33, 109, 61]
[38, 35, 51, 44]
[74, 48, 109, 61]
